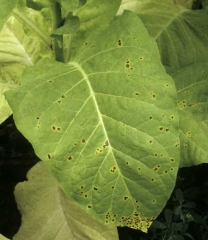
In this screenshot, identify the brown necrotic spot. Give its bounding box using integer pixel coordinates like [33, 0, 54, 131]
[52, 126, 56, 130]
[149, 139, 153, 144]
[47, 154, 51, 160]
[94, 187, 98, 191]
[87, 205, 92, 209]
[159, 127, 163, 131]
[135, 92, 139, 96]
[61, 95, 65, 98]
[82, 139, 86, 143]
[57, 127, 61, 131]
[68, 156, 72, 160]
[124, 196, 129, 201]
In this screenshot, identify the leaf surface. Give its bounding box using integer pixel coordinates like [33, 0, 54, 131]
[14, 162, 118, 240]
[0, 3, 53, 123]
[74, 0, 122, 31]
[118, 0, 208, 68]
[0, 0, 17, 31]
[5, 12, 179, 232]
[0, 235, 9, 240]
[170, 62, 208, 167]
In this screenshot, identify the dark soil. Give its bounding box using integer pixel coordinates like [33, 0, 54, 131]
[0, 116, 208, 240]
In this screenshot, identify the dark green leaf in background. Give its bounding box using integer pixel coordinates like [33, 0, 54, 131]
[5, 12, 179, 232]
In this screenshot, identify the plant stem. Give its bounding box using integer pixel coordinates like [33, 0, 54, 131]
[50, 1, 64, 62]
[12, 9, 51, 47]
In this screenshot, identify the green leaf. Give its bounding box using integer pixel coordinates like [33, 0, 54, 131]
[119, 0, 208, 68]
[51, 13, 80, 36]
[60, 0, 79, 12]
[0, 14, 53, 124]
[14, 162, 119, 240]
[5, 11, 179, 232]
[170, 62, 208, 167]
[0, 234, 9, 240]
[0, 0, 17, 31]
[74, 0, 122, 31]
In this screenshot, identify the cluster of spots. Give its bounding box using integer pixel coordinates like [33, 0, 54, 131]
[105, 212, 117, 224]
[51, 125, 62, 131]
[125, 59, 134, 70]
[184, 142, 188, 149]
[175, 140, 180, 148]
[96, 148, 103, 155]
[158, 126, 171, 132]
[103, 140, 109, 148]
[154, 153, 163, 157]
[57, 95, 66, 104]
[36, 117, 41, 129]
[110, 166, 117, 173]
[117, 39, 122, 46]
[178, 100, 187, 107]
[118, 215, 154, 230]
[154, 164, 161, 172]
[186, 131, 192, 138]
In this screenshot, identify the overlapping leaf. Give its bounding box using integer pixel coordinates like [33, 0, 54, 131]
[118, 0, 208, 69]
[5, 12, 179, 231]
[0, 234, 9, 240]
[0, 0, 17, 31]
[170, 62, 208, 167]
[14, 162, 118, 240]
[0, 1, 53, 123]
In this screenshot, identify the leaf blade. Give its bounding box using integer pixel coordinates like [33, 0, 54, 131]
[6, 12, 179, 232]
